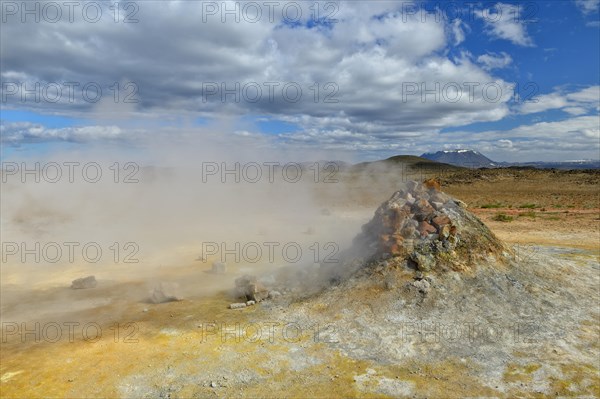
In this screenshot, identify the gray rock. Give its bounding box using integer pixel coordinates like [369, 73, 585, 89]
[71, 276, 97, 289]
[431, 201, 444, 210]
[268, 290, 282, 299]
[385, 275, 397, 290]
[406, 181, 420, 191]
[392, 198, 408, 209]
[410, 252, 435, 272]
[430, 192, 450, 203]
[150, 282, 182, 304]
[400, 223, 417, 238]
[439, 224, 451, 239]
[235, 275, 269, 302]
[411, 279, 430, 294]
[229, 302, 247, 309]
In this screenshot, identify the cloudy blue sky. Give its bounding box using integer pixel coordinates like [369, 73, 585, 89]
[1, 0, 599, 162]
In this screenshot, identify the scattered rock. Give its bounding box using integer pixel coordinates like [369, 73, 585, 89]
[246, 300, 256, 306]
[406, 181, 419, 191]
[410, 252, 435, 272]
[418, 221, 436, 237]
[235, 275, 269, 302]
[384, 275, 397, 290]
[71, 276, 97, 289]
[411, 199, 435, 221]
[430, 192, 450, 203]
[431, 201, 444, 210]
[400, 223, 417, 239]
[411, 279, 431, 294]
[268, 290, 282, 299]
[439, 224, 451, 239]
[150, 282, 183, 304]
[431, 215, 451, 228]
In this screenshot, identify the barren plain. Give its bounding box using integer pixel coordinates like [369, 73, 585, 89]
[1, 167, 598, 398]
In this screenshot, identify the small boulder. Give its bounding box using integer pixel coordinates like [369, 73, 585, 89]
[406, 181, 420, 191]
[431, 215, 451, 229]
[430, 192, 450, 203]
[249, 283, 270, 302]
[229, 303, 247, 309]
[418, 221, 436, 237]
[235, 275, 269, 302]
[439, 224, 451, 239]
[391, 207, 410, 230]
[431, 201, 444, 211]
[268, 290, 282, 299]
[411, 279, 431, 294]
[150, 282, 182, 304]
[400, 223, 417, 239]
[412, 199, 436, 221]
[71, 276, 97, 289]
[410, 252, 435, 272]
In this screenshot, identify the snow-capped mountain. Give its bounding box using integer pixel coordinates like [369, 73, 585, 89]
[420, 150, 496, 167]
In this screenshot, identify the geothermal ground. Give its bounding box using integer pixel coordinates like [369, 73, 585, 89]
[1, 167, 599, 398]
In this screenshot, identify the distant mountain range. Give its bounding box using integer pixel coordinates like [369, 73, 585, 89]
[421, 149, 600, 170]
[421, 150, 496, 167]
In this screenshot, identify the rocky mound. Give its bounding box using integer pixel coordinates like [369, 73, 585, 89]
[321, 179, 508, 284]
[229, 179, 510, 304]
[226, 182, 599, 398]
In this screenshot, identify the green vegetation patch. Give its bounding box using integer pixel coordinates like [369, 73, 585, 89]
[481, 202, 504, 209]
[492, 213, 514, 222]
[518, 203, 538, 209]
[518, 211, 536, 218]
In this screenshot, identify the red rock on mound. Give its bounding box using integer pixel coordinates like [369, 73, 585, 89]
[348, 179, 508, 274]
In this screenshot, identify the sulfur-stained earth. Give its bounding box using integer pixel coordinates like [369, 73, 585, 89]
[1, 168, 599, 399]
